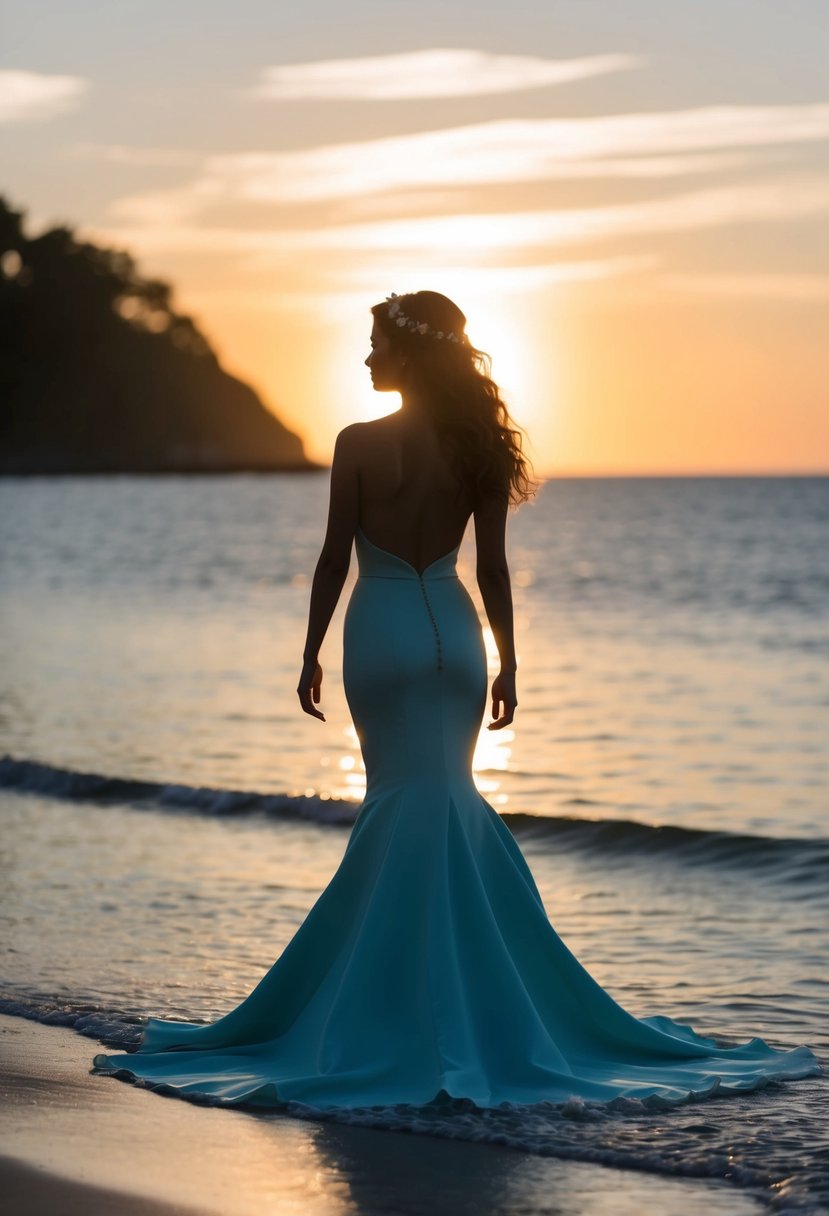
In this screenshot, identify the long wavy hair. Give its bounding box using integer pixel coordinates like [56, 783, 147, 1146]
[370, 291, 537, 507]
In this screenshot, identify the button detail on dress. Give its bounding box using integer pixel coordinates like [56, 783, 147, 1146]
[417, 576, 444, 672]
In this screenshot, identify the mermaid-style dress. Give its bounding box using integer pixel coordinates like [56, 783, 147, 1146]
[92, 526, 821, 1107]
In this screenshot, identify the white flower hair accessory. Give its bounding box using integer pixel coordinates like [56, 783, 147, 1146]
[386, 293, 460, 343]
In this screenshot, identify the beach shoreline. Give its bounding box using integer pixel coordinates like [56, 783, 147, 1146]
[0, 1013, 769, 1215]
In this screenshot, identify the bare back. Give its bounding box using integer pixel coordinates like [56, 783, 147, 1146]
[305, 405, 516, 690]
[356, 412, 474, 573]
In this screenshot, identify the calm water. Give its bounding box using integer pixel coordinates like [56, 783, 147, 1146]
[1, 473, 827, 1213]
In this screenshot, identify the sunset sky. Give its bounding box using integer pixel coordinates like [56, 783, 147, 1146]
[3, 1, 828, 474]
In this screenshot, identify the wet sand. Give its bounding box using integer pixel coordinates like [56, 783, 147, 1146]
[0, 1015, 765, 1215]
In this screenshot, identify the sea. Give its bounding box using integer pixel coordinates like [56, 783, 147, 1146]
[1, 472, 827, 1214]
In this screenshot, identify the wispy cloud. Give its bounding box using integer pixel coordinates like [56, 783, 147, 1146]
[249, 49, 641, 102]
[104, 104, 829, 217]
[78, 99, 829, 304]
[0, 69, 89, 123]
[86, 178, 829, 264]
[255, 179, 829, 257]
[180, 256, 660, 309]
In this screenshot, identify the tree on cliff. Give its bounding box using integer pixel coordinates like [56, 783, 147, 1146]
[0, 196, 314, 473]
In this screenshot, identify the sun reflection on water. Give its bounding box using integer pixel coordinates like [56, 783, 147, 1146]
[474, 725, 513, 804]
[327, 710, 511, 805]
[326, 723, 364, 800]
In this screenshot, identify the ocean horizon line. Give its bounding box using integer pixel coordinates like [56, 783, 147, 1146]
[1, 467, 827, 480]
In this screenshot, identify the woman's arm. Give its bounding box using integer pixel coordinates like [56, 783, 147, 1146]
[297, 425, 361, 720]
[473, 491, 518, 729]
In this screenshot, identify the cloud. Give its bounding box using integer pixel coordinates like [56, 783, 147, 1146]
[179, 256, 660, 310]
[0, 69, 89, 123]
[249, 49, 641, 102]
[87, 177, 829, 263]
[85, 102, 829, 300]
[106, 104, 829, 216]
[366, 181, 829, 257]
[256, 178, 829, 257]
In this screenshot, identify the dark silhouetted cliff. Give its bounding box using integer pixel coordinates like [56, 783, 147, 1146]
[0, 196, 316, 473]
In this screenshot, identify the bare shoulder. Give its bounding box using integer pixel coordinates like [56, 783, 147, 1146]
[330, 421, 367, 468]
[334, 420, 368, 448]
[335, 415, 397, 458]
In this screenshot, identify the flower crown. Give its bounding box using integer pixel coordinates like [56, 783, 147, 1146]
[386, 293, 461, 343]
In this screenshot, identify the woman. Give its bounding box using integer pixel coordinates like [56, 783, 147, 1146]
[296, 289, 528, 736]
[93, 291, 819, 1109]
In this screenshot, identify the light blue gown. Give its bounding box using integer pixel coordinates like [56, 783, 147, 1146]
[92, 526, 821, 1108]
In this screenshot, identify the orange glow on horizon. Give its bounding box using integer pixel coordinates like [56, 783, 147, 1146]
[186, 274, 829, 478]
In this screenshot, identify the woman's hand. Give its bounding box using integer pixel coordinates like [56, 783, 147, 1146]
[297, 658, 325, 721]
[487, 670, 517, 730]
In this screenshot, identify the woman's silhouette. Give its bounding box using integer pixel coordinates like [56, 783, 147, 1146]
[296, 289, 530, 735]
[93, 291, 820, 1109]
